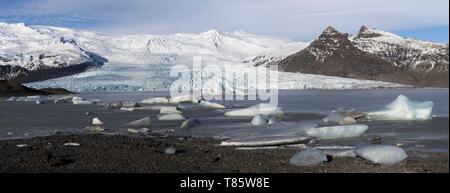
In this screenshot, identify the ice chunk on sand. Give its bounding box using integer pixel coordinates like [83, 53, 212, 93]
[180, 118, 201, 128]
[289, 149, 328, 166]
[92, 117, 104, 126]
[158, 114, 186, 121]
[220, 135, 310, 147]
[322, 149, 356, 158]
[140, 97, 169, 105]
[339, 117, 357, 125]
[251, 115, 268, 126]
[198, 100, 226, 109]
[305, 124, 368, 139]
[355, 145, 407, 165]
[225, 104, 283, 117]
[367, 95, 433, 121]
[160, 107, 182, 114]
[124, 117, 151, 127]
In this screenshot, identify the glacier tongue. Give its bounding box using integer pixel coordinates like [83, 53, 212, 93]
[367, 95, 434, 120]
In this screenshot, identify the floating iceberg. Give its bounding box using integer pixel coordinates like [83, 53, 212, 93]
[355, 145, 407, 165]
[160, 107, 182, 114]
[180, 118, 201, 129]
[158, 114, 186, 121]
[220, 135, 310, 147]
[169, 95, 196, 104]
[198, 100, 226, 109]
[367, 95, 433, 121]
[141, 97, 169, 105]
[250, 115, 268, 126]
[217, 121, 318, 139]
[92, 117, 104, 126]
[73, 100, 95, 105]
[289, 149, 328, 166]
[225, 103, 283, 117]
[124, 117, 151, 127]
[305, 124, 368, 139]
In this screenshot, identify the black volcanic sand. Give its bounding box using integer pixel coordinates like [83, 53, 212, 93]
[0, 134, 447, 173]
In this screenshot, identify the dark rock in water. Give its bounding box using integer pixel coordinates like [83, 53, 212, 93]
[0, 80, 73, 97]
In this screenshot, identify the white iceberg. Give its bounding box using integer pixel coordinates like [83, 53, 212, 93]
[160, 107, 182, 114]
[180, 118, 200, 128]
[124, 117, 151, 127]
[158, 114, 186, 121]
[198, 100, 226, 109]
[225, 103, 283, 117]
[355, 145, 407, 165]
[220, 135, 310, 147]
[92, 117, 104, 126]
[169, 95, 196, 104]
[367, 95, 433, 121]
[305, 124, 368, 139]
[140, 97, 169, 105]
[289, 149, 328, 166]
[250, 115, 268, 126]
[73, 100, 95, 105]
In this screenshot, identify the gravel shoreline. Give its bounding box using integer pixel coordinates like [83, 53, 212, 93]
[0, 134, 447, 173]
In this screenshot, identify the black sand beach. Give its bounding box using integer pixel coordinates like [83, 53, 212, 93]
[0, 134, 447, 173]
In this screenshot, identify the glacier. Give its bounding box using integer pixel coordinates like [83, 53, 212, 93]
[367, 95, 434, 121]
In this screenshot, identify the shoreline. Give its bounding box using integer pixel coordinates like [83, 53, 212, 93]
[0, 133, 448, 173]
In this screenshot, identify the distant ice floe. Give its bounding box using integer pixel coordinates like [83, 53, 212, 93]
[225, 103, 283, 117]
[305, 125, 369, 139]
[367, 95, 434, 121]
[355, 145, 408, 165]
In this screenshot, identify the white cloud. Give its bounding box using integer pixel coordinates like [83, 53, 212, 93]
[1, 0, 448, 40]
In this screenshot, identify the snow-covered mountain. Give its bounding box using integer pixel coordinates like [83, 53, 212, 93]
[1, 22, 428, 92]
[276, 26, 449, 87]
[0, 22, 105, 82]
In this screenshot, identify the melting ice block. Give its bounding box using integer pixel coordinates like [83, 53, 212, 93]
[92, 117, 104, 126]
[124, 117, 151, 127]
[220, 135, 310, 147]
[225, 104, 283, 117]
[250, 115, 268, 126]
[305, 124, 368, 139]
[355, 145, 407, 165]
[169, 95, 196, 104]
[158, 114, 186, 121]
[367, 95, 433, 120]
[180, 118, 201, 128]
[141, 97, 169, 105]
[160, 107, 182, 114]
[198, 100, 226, 109]
[289, 149, 328, 166]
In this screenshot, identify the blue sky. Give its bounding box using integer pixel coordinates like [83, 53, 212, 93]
[0, 0, 448, 43]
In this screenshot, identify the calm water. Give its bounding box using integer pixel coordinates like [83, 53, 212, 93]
[0, 89, 448, 152]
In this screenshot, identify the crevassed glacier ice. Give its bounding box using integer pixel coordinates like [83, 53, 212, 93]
[305, 124, 368, 139]
[225, 103, 283, 117]
[355, 145, 407, 165]
[367, 95, 433, 120]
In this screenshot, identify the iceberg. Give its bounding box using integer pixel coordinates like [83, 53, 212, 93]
[220, 135, 310, 147]
[169, 95, 196, 104]
[289, 149, 328, 166]
[92, 117, 104, 126]
[305, 124, 368, 139]
[250, 115, 268, 126]
[160, 107, 182, 114]
[198, 100, 226, 109]
[141, 97, 169, 105]
[180, 118, 201, 129]
[355, 145, 407, 165]
[158, 114, 186, 121]
[124, 117, 151, 127]
[367, 95, 433, 121]
[73, 100, 95, 105]
[225, 103, 283, 117]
